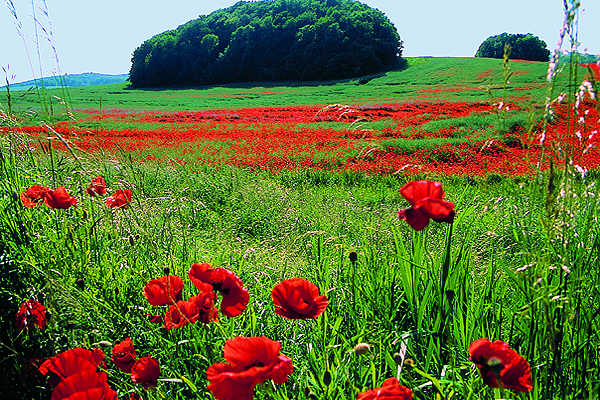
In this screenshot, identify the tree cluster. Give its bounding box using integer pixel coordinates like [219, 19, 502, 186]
[128, 0, 403, 87]
[475, 33, 550, 62]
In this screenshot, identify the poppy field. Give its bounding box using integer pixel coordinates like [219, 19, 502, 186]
[2, 52, 600, 400]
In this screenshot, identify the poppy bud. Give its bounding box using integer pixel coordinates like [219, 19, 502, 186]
[404, 358, 415, 367]
[393, 352, 403, 364]
[323, 370, 331, 386]
[129, 235, 135, 246]
[115, 287, 120, 296]
[348, 251, 358, 263]
[163, 267, 170, 275]
[353, 343, 371, 355]
[76, 278, 85, 290]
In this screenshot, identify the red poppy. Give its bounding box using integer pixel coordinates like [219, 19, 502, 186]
[468, 338, 533, 392]
[206, 336, 293, 400]
[143, 275, 184, 306]
[131, 356, 160, 389]
[145, 313, 162, 324]
[20, 185, 49, 208]
[43, 187, 78, 209]
[188, 263, 249, 317]
[271, 278, 328, 320]
[397, 180, 455, 231]
[112, 337, 137, 373]
[86, 176, 107, 196]
[163, 291, 218, 330]
[357, 377, 413, 400]
[39, 347, 106, 380]
[16, 299, 48, 332]
[188, 262, 216, 292]
[105, 189, 132, 208]
[50, 370, 118, 400]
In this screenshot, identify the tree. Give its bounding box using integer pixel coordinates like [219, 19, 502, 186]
[128, 0, 403, 87]
[475, 33, 550, 62]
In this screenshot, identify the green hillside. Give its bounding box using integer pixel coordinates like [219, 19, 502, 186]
[2, 72, 128, 91]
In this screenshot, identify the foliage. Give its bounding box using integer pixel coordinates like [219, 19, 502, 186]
[128, 0, 403, 87]
[475, 33, 550, 61]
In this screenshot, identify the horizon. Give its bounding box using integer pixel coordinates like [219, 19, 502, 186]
[1, 0, 599, 84]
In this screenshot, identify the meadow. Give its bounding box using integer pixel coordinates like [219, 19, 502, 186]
[1, 51, 600, 400]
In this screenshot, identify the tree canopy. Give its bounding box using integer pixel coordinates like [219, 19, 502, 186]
[128, 0, 403, 87]
[475, 33, 550, 62]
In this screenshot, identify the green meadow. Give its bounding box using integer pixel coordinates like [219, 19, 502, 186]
[1, 54, 599, 400]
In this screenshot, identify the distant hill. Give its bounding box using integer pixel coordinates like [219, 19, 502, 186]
[559, 52, 600, 64]
[2, 73, 129, 91]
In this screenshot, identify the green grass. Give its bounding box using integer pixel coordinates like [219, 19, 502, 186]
[1, 55, 599, 400]
[2, 57, 568, 120]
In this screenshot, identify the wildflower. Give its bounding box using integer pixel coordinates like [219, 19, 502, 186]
[86, 176, 107, 196]
[50, 370, 118, 400]
[206, 336, 293, 400]
[145, 313, 162, 324]
[20, 185, 49, 208]
[188, 263, 249, 317]
[357, 377, 413, 399]
[143, 275, 184, 306]
[131, 356, 160, 389]
[39, 347, 106, 380]
[16, 299, 48, 332]
[271, 278, 328, 320]
[112, 338, 137, 373]
[106, 189, 132, 208]
[469, 338, 533, 392]
[397, 180, 455, 231]
[44, 187, 78, 209]
[163, 291, 217, 330]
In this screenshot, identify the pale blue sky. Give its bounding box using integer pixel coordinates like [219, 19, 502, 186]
[1, 0, 598, 83]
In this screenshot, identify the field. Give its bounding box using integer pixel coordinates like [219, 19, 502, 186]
[1, 56, 600, 400]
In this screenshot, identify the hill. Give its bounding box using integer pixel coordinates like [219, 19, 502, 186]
[2, 72, 128, 91]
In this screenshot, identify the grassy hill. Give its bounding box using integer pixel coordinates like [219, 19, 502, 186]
[3, 57, 566, 116]
[2, 72, 128, 91]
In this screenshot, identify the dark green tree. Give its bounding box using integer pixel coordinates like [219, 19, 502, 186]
[128, 0, 403, 87]
[475, 33, 550, 61]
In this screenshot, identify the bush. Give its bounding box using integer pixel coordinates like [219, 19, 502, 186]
[475, 33, 550, 61]
[128, 0, 403, 87]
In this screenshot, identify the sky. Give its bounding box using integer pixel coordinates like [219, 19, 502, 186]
[1, 0, 599, 84]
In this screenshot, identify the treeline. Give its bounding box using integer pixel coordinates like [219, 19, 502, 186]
[129, 0, 403, 87]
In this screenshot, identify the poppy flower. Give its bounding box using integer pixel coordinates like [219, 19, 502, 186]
[50, 370, 118, 400]
[39, 347, 106, 380]
[163, 291, 218, 330]
[357, 377, 413, 400]
[188, 263, 249, 317]
[143, 275, 184, 306]
[131, 356, 160, 389]
[468, 338, 533, 392]
[145, 313, 162, 324]
[106, 189, 132, 208]
[43, 187, 78, 209]
[16, 299, 48, 332]
[86, 176, 107, 196]
[20, 185, 49, 208]
[206, 336, 293, 400]
[397, 180, 455, 231]
[271, 278, 328, 320]
[112, 338, 137, 373]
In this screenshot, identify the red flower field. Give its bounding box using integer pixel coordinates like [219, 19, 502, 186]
[6, 96, 599, 177]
